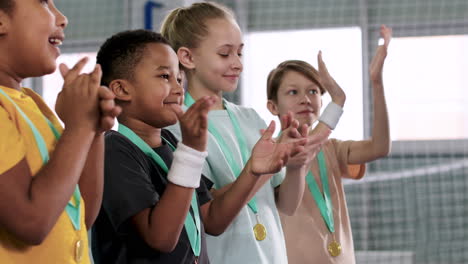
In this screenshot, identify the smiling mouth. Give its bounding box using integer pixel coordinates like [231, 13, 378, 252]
[163, 101, 182, 108]
[49, 37, 63, 46]
[297, 110, 314, 115]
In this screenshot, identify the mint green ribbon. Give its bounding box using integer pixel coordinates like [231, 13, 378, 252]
[118, 124, 201, 256]
[184, 93, 258, 214]
[306, 150, 334, 233]
[0, 88, 81, 230]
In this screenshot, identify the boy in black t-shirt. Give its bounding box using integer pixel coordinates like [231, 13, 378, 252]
[92, 30, 306, 264]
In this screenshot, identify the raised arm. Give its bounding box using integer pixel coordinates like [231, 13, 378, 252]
[275, 115, 330, 215]
[201, 120, 307, 235]
[347, 25, 392, 164]
[78, 83, 121, 229]
[131, 96, 214, 252]
[309, 51, 347, 135]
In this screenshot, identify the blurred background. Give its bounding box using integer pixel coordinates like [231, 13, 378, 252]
[27, 1, 468, 263]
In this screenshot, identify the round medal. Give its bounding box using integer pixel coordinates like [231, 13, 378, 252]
[75, 239, 84, 262]
[253, 223, 267, 241]
[328, 241, 341, 257]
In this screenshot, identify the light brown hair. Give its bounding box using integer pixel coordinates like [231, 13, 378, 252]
[267, 60, 325, 101]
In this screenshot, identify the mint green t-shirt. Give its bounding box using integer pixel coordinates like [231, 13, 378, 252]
[166, 100, 287, 264]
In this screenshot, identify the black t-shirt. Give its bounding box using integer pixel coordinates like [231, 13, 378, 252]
[92, 129, 213, 264]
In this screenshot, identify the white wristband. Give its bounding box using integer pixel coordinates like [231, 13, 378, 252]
[318, 102, 344, 130]
[167, 142, 208, 188]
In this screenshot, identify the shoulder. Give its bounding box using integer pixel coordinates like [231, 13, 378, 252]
[224, 100, 256, 114]
[224, 100, 263, 123]
[105, 130, 142, 155]
[161, 129, 179, 147]
[165, 122, 182, 140]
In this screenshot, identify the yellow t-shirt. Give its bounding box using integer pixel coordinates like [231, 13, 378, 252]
[0, 86, 90, 264]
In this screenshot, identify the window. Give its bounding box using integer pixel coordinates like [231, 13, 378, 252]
[384, 35, 468, 140]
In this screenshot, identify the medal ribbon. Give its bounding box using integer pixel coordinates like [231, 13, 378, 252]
[118, 124, 201, 256]
[184, 93, 258, 214]
[0, 88, 81, 230]
[306, 150, 335, 233]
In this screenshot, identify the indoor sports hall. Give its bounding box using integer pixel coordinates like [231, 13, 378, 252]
[23, 1, 468, 263]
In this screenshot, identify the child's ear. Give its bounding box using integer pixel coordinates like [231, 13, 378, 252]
[109, 80, 131, 101]
[0, 10, 10, 35]
[177, 47, 195, 70]
[267, 100, 279, 116]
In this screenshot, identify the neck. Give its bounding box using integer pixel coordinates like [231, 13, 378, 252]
[118, 115, 162, 148]
[0, 68, 22, 91]
[187, 79, 224, 110]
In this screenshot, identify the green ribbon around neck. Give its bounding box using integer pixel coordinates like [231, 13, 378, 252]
[306, 150, 335, 233]
[118, 124, 201, 256]
[184, 93, 259, 214]
[0, 88, 81, 231]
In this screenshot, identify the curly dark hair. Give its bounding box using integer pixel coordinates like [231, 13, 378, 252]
[97, 29, 170, 86]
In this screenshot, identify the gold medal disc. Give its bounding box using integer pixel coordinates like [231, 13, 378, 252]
[328, 241, 341, 257]
[253, 223, 267, 241]
[75, 239, 84, 262]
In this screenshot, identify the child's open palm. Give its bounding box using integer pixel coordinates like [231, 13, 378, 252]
[55, 57, 100, 131]
[176, 96, 216, 152]
[250, 121, 307, 176]
[318, 52, 346, 105]
[370, 25, 392, 83]
[57, 58, 121, 133]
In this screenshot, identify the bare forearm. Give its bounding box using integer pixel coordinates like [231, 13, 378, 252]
[348, 82, 390, 164]
[138, 183, 194, 252]
[371, 82, 390, 157]
[79, 132, 104, 229]
[204, 161, 261, 235]
[27, 128, 95, 239]
[275, 166, 306, 215]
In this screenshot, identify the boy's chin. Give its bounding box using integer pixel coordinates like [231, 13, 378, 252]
[297, 117, 314, 128]
[30, 63, 56, 77]
[157, 114, 178, 128]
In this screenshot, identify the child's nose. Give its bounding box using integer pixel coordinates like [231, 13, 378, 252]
[172, 81, 184, 95]
[299, 94, 311, 104]
[53, 6, 68, 29]
[231, 55, 243, 71]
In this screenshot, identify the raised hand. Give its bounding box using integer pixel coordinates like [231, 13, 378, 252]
[288, 128, 331, 170]
[317, 51, 346, 106]
[276, 111, 307, 141]
[274, 112, 311, 169]
[250, 121, 307, 176]
[370, 25, 392, 83]
[96, 86, 121, 133]
[56, 57, 100, 132]
[58, 59, 121, 133]
[177, 96, 216, 152]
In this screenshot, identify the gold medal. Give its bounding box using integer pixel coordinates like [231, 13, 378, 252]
[75, 239, 84, 262]
[253, 214, 267, 241]
[253, 223, 267, 241]
[327, 240, 341, 257]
